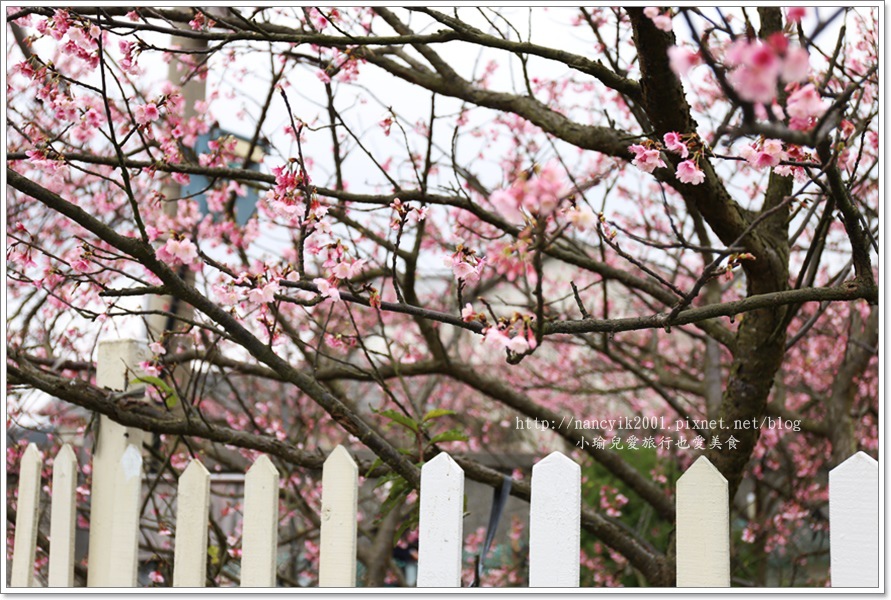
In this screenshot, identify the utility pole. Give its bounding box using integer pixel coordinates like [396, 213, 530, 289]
[86, 23, 207, 587]
[147, 31, 208, 342]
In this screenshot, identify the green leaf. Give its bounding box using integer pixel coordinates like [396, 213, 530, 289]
[132, 375, 179, 408]
[429, 429, 469, 445]
[132, 375, 174, 396]
[378, 477, 410, 520]
[421, 408, 456, 422]
[394, 505, 420, 544]
[365, 456, 384, 478]
[378, 409, 419, 433]
[374, 470, 401, 489]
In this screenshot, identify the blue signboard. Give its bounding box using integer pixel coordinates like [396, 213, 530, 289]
[182, 126, 267, 227]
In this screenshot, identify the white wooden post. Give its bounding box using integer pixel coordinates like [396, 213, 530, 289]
[830, 451, 879, 587]
[11, 443, 42, 587]
[417, 453, 464, 587]
[241, 454, 279, 587]
[529, 451, 580, 587]
[319, 445, 358, 587]
[48, 444, 78, 587]
[173, 460, 211, 587]
[105, 445, 144, 586]
[88, 339, 150, 587]
[676, 455, 730, 587]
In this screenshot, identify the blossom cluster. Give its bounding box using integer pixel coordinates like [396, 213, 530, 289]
[444, 244, 484, 282]
[488, 160, 568, 223]
[389, 198, 428, 230]
[725, 34, 812, 105]
[468, 308, 538, 355]
[629, 133, 705, 185]
[265, 164, 306, 217]
[34, 10, 101, 70]
[312, 242, 368, 303]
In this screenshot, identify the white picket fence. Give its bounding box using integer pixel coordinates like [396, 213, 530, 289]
[7, 341, 880, 588]
[8, 441, 881, 588]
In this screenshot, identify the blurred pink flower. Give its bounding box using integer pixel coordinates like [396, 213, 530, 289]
[629, 144, 666, 173]
[676, 160, 705, 185]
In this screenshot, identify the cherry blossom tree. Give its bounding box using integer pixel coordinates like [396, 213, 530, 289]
[6, 7, 879, 587]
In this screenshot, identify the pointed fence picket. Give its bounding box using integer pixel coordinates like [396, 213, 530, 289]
[676, 456, 730, 587]
[417, 452, 464, 587]
[240, 454, 280, 587]
[319, 445, 358, 587]
[829, 451, 879, 588]
[173, 460, 211, 587]
[48, 444, 77, 587]
[106, 445, 144, 586]
[10, 443, 42, 587]
[529, 451, 581, 587]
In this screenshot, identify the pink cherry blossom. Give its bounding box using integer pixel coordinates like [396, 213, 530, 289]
[213, 283, 241, 305]
[461, 303, 475, 322]
[506, 335, 529, 354]
[158, 238, 198, 266]
[409, 206, 428, 223]
[189, 13, 207, 31]
[662, 132, 689, 158]
[741, 139, 788, 169]
[786, 83, 827, 120]
[139, 361, 162, 377]
[444, 252, 483, 282]
[452, 261, 477, 280]
[786, 7, 806, 23]
[149, 341, 166, 355]
[483, 326, 510, 349]
[482, 325, 530, 354]
[667, 46, 702, 76]
[566, 207, 596, 230]
[643, 7, 672, 32]
[629, 144, 666, 173]
[675, 160, 705, 185]
[489, 189, 525, 223]
[71, 257, 91, 272]
[526, 161, 565, 215]
[781, 47, 811, 83]
[313, 277, 341, 301]
[247, 280, 279, 304]
[487, 160, 568, 221]
[134, 103, 160, 125]
[332, 258, 365, 280]
[726, 40, 781, 104]
[379, 116, 393, 136]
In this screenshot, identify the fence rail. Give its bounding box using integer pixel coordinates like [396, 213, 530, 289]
[7, 340, 880, 588]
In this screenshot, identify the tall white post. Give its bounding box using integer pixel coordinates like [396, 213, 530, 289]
[87, 339, 150, 587]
